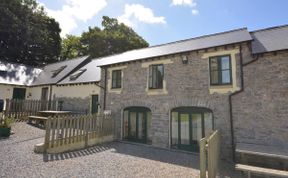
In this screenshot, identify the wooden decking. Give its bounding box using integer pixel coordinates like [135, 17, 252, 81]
[236, 164, 288, 178]
[235, 143, 288, 177]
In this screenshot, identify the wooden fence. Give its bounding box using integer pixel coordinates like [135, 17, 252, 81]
[200, 130, 221, 178]
[3, 99, 58, 120]
[41, 114, 114, 153]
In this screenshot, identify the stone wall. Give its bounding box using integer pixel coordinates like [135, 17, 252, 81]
[232, 51, 288, 149]
[100, 44, 251, 159]
[56, 97, 90, 114]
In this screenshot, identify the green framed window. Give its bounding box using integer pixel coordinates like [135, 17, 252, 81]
[209, 55, 232, 85]
[149, 64, 164, 89]
[112, 70, 122, 89]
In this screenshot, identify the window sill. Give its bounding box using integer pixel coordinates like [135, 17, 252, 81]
[109, 88, 122, 94]
[146, 88, 168, 95]
[209, 85, 239, 94]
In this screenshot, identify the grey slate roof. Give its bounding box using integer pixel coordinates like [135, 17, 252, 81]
[31, 56, 89, 86]
[251, 25, 288, 54]
[58, 59, 101, 85]
[0, 61, 42, 85]
[96, 28, 252, 67]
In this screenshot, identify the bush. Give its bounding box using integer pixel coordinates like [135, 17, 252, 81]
[0, 117, 14, 128]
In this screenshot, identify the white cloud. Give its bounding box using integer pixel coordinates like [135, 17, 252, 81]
[171, 0, 197, 7]
[192, 9, 199, 15]
[42, 0, 107, 37]
[171, 0, 199, 16]
[118, 4, 166, 27]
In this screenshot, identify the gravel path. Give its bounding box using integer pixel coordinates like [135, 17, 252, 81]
[0, 122, 241, 178]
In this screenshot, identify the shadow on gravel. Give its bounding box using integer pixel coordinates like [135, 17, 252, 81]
[26, 122, 45, 130]
[42, 142, 199, 169]
[41, 142, 240, 177]
[43, 143, 113, 162]
[113, 142, 200, 169]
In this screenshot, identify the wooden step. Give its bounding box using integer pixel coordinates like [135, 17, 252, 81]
[236, 164, 288, 178]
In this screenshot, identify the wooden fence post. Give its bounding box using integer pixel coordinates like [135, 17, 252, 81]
[85, 115, 89, 147]
[200, 138, 207, 178]
[44, 117, 51, 152]
[207, 130, 220, 178]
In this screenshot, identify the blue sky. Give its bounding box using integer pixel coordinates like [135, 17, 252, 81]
[38, 0, 288, 46]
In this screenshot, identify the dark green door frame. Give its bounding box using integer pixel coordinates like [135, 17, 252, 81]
[12, 88, 26, 100]
[171, 107, 213, 152]
[91, 95, 99, 114]
[124, 107, 150, 143]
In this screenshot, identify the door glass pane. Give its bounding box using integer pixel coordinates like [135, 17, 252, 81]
[138, 113, 145, 139]
[147, 112, 152, 143]
[171, 112, 178, 146]
[130, 112, 137, 138]
[123, 110, 129, 138]
[180, 113, 189, 145]
[204, 113, 213, 137]
[191, 114, 202, 142]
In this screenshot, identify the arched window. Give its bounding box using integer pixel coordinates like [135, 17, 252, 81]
[123, 107, 151, 144]
[171, 107, 214, 152]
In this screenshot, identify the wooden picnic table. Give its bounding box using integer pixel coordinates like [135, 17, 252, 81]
[37, 110, 71, 117]
[28, 111, 71, 127]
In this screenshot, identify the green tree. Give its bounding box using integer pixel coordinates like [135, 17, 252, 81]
[80, 16, 149, 58]
[61, 35, 87, 60]
[0, 0, 61, 66]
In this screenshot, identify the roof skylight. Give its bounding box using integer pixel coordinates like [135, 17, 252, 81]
[69, 69, 87, 81]
[51, 65, 67, 78]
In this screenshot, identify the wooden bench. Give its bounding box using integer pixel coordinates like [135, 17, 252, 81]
[28, 116, 48, 127]
[236, 164, 288, 178]
[236, 143, 288, 161]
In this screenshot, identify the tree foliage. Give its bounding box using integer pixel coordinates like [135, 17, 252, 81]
[0, 0, 61, 66]
[61, 16, 149, 60]
[61, 35, 87, 60]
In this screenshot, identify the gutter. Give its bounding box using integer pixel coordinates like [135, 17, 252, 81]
[229, 44, 260, 162]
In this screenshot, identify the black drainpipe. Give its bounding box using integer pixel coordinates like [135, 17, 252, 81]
[229, 44, 260, 162]
[94, 68, 107, 111]
[48, 85, 53, 110]
[103, 67, 107, 111]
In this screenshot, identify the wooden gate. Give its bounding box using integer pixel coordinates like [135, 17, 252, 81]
[200, 130, 221, 178]
[41, 114, 115, 153]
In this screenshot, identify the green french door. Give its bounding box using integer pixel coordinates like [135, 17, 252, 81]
[171, 107, 213, 152]
[123, 107, 151, 143]
[91, 95, 99, 114]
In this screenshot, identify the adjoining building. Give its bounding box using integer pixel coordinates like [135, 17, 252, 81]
[0, 61, 41, 101]
[0, 56, 102, 114]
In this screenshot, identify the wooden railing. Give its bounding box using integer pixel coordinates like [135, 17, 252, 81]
[42, 114, 114, 153]
[200, 130, 221, 178]
[3, 99, 58, 120]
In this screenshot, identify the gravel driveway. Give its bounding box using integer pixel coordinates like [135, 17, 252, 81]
[0, 122, 241, 178]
